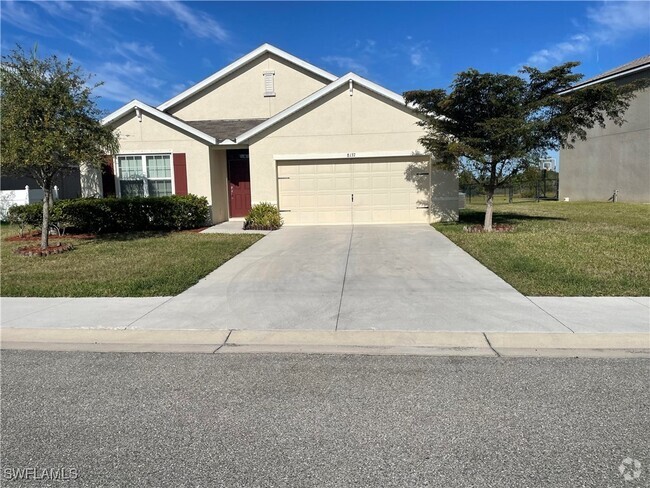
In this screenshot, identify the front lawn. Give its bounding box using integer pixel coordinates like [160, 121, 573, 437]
[433, 201, 650, 296]
[0, 225, 262, 297]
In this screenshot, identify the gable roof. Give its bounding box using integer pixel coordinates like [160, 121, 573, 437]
[560, 54, 650, 94]
[232, 72, 412, 144]
[185, 119, 267, 143]
[102, 100, 217, 145]
[157, 44, 338, 112]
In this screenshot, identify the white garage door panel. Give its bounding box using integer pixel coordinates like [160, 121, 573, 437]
[278, 158, 430, 225]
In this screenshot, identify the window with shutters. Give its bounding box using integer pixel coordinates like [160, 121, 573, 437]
[263, 71, 275, 97]
[115, 154, 173, 197]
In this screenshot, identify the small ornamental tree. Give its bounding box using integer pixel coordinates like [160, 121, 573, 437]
[1, 45, 118, 249]
[404, 62, 648, 231]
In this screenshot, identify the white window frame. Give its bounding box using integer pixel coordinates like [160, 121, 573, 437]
[115, 153, 175, 198]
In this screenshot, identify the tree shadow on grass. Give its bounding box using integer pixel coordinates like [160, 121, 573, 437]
[441, 208, 567, 226]
[95, 231, 172, 242]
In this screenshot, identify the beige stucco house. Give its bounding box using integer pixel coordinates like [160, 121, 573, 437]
[559, 55, 650, 203]
[95, 44, 458, 225]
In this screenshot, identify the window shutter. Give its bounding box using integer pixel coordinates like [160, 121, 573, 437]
[173, 153, 188, 195]
[263, 71, 275, 97]
[102, 155, 116, 197]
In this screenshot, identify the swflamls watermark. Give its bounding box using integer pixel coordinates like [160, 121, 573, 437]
[619, 458, 642, 482]
[3, 467, 79, 481]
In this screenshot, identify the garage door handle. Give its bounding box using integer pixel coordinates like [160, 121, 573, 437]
[278, 177, 290, 180]
[351, 193, 354, 202]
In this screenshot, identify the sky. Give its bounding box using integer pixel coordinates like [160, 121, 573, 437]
[1, 0, 649, 117]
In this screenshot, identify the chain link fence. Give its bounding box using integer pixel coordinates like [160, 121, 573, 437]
[461, 175, 559, 204]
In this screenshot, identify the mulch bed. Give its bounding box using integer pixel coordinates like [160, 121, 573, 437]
[463, 224, 516, 233]
[14, 242, 74, 257]
[5, 231, 96, 242]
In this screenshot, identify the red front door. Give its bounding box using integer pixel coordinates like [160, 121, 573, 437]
[227, 151, 251, 218]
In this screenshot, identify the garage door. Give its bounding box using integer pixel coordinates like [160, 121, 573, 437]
[277, 157, 431, 225]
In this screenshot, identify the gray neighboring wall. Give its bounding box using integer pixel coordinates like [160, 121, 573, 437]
[560, 65, 650, 203]
[1, 168, 82, 200]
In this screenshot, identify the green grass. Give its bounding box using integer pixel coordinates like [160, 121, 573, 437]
[0, 225, 263, 297]
[433, 201, 650, 296]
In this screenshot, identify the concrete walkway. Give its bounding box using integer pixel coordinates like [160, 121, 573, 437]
[1, 225, 648, 334]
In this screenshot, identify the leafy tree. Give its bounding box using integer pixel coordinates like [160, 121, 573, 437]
[1, 45, 118, 249]
[404, 62, 648, 230]
[458, 169, 477, 189]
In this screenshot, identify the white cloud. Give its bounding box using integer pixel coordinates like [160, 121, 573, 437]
[526, 34, 591, 67]
[404, 41, 439, 77]
[1, 0, 231, 106]
[92, 61, 166, 105]
[35, 0, 75, 19]
[523, 1, 649, 69]
[587, 1, 650, 42]
[323, 38, 439, 82]
[155, 1, 229, 43]
[0, 0, 59, 36]
[4, 1, 230, 45]
[352, 39, 376, 55]
[321, 56, 369, 76]
[114, 42, 162, 63]
[171, 82, 191, 94]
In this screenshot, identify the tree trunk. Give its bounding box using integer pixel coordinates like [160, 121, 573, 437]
[484, 188, 494, 231]
[41, 188, 51, 250]
[483, 161, 499, 232]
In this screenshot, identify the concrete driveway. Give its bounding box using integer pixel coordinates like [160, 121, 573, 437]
[131, 225, 571, 332]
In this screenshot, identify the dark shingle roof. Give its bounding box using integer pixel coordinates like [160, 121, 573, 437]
[185, 119, 267, 143]
[574, 54, 650, 88]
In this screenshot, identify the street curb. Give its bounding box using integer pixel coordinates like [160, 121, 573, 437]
[1, 328, 649, 357]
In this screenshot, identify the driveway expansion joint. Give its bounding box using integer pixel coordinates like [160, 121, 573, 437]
[482, 333, 501, 357]
[213, 329, 233, 353]
[0, 298, 76, 327]
[524, 296, 575, 333]
[124, 296, 174, 329]
[334, 225, 354, 331]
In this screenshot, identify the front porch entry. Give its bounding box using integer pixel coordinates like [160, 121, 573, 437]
[227, 149, 252, 218]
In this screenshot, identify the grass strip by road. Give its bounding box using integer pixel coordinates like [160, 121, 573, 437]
[433, 201, 650, 296]
[0, 224, 262, 297]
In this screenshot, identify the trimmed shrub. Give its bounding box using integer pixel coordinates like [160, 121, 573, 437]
[6, 195, 210, 235]
[244, 202, 283, 231]
[7, 202, 43, 236]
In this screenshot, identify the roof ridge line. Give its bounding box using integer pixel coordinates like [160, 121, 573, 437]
[101, 100, 217, 145]
[232, 72, 410, 144]
[156, 44, 338, 112]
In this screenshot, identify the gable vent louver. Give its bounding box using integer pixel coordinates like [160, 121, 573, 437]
[263, 71, 275, 97]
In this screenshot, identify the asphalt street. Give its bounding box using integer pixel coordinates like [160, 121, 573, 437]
[1, 351, 648, 487]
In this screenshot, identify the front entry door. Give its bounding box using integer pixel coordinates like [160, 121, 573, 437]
[227, 150, 251, 218]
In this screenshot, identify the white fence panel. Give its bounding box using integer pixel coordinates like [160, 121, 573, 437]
[0, 185, 57, 221]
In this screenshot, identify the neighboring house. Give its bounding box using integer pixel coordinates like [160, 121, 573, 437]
[1, 171, 82, 200]
[0, 171, 82, 220]
[94, 44, 458, 225]
[559, 55, 650, 203]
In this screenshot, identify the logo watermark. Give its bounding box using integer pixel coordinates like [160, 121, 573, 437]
[3, 467, 79, 482]
[619, 458, 642, 482]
